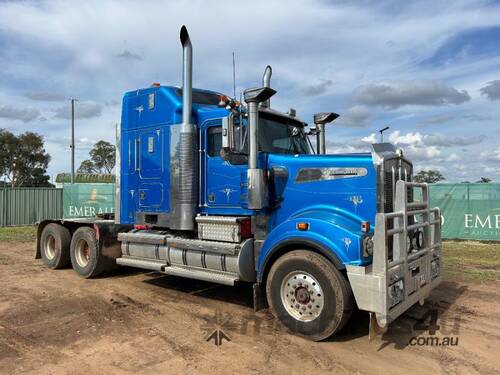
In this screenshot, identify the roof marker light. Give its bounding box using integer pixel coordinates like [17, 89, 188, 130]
[361, 221, 370, 233]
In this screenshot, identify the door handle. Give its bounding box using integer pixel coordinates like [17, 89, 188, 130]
[135, 138, 140, 172]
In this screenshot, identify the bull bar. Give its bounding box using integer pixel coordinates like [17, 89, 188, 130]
[346, 180, 442, 329]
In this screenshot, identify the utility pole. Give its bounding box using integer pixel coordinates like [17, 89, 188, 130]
[70, 98, 77, 184]
[379, 126, 390, 143]
[232, 51, 236, 99]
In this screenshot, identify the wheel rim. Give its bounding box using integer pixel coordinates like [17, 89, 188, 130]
[280, 271, 325, 322]
[44, 234, 56, 260]
[75, 238, 91, 268]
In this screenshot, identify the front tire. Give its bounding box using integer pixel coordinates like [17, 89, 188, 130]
[266, 250, 353, 341]
[40, 223, 71, 269]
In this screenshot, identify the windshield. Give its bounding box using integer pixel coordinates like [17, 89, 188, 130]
[258, 113, 311, 154]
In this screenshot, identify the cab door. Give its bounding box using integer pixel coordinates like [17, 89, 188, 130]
[137, 127, 165, 210]
[204, 125, 246, 208]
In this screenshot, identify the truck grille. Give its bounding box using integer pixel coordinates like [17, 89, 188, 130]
[383, 159, 412, 213]
[382, 158, 413, 257]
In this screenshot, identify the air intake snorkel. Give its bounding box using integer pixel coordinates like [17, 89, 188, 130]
[313, 112, 339, 154]
[244, 87, 276, 209]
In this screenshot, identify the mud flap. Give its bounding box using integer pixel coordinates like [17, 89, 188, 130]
[369, 312, 388, 341]
[253, 283, 268, 312]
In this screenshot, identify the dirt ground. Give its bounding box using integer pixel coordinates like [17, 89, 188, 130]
[1, 240, 499, 375]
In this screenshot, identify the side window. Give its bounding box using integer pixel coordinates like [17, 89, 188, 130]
[207, 126, 222, 157]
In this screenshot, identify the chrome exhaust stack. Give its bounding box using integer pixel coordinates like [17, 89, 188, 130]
[176, 25, 197, 230]
[244, 87, 276, 209]
[313, 112, 339, 154]
[260, 65, 272, 108]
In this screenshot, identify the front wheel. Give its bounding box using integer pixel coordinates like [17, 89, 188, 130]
[266, 250, 353, 341]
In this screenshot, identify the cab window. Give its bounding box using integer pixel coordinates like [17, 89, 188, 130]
[207, 126, 222, 157]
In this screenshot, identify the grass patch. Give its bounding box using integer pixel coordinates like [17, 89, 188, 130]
[443, 240, 500, 283]
[0, 227, 498, 283]
[0, 226, 37, 243]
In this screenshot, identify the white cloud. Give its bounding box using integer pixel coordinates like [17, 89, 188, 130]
[0, 105, 40, 122]
[115, 50, 142, 61]
[389, 131, 423, 146]
[353, 80, 471, 109]
[0, 0, 498, 180]
[25, 91, 66, 102]
[425, 133, 486, 147]
[53, 101, 102, 119]
[481, 147, 500, 161]
[337, 105, 372, 127]
[361, 133, 377, 143]
[446, 153, 461, 162]
[480, 79, 500, 101]
[303, 79, 333, 96]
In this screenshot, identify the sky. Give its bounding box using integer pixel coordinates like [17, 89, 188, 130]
[0, 0, 499, 182]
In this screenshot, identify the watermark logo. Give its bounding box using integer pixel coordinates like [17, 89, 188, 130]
[201, 310, 234, 346]
[407, 308, 459, 347]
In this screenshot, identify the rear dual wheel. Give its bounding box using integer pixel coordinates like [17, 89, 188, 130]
[40, 224, 113, 278]
[266, 250, 353, 341]
[40, 223, 71, 269]
[70, 226, 110, 278]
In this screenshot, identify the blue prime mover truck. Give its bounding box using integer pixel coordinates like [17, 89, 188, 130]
[36, 26, 442, 341]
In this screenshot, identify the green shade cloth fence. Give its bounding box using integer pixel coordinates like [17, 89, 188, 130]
[3, 182, 500, 241]
[0, 188, 63, 226]
[428, 183, 500, 241]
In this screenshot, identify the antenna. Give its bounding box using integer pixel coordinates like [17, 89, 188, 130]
[379, 126, 390, 142]
[232, 51, 236, 99]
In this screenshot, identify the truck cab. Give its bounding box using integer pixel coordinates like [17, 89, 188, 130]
[36, 26, 442, 341]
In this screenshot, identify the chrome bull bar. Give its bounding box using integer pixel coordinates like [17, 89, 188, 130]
[346, 180, 442, 328]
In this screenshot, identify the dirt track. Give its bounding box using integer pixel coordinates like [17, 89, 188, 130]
[1, 241, 499, 375]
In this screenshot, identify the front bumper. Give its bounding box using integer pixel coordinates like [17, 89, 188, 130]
[346, 181, 442, 327]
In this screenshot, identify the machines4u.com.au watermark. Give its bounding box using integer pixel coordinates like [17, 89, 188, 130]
[201, 307, 461, 347]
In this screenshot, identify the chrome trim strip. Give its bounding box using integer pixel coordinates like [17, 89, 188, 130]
[295, 167, 368, 184]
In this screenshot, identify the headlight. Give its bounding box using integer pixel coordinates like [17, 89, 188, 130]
[406, 233, 413, 253]
[363, 236, 374, 257]
[431, 258, 440, 279]
[415, 230, 425, 249]
[388, 280, 404, 308]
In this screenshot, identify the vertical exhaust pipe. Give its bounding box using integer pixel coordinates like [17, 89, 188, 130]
[180, 26, 193, 134]
[176, 25, 197, 230]
[260, 65, 272, 108]
[313, 112, 339, 154]
[244, 87, 276, 209]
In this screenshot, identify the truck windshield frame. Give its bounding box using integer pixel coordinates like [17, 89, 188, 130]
[258, 112, 311, 155]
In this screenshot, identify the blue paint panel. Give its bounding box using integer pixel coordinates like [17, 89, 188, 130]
[119, 86, 229, 224]
[256, 152, 377, 273]
[118, 84, 379, 271]
[198, 118, 253, 217]
[139, 128, 165, 179]
[139, 183, 163, 208]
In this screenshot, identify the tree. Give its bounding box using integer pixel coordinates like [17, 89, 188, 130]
[22, 167, 53, 187]
[414, 170, 445, 184]
[78, 140, 115, 174]
[476, 177, 491, 183]
[77, 159, 98, 174]
[0, 129, 51, 187]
